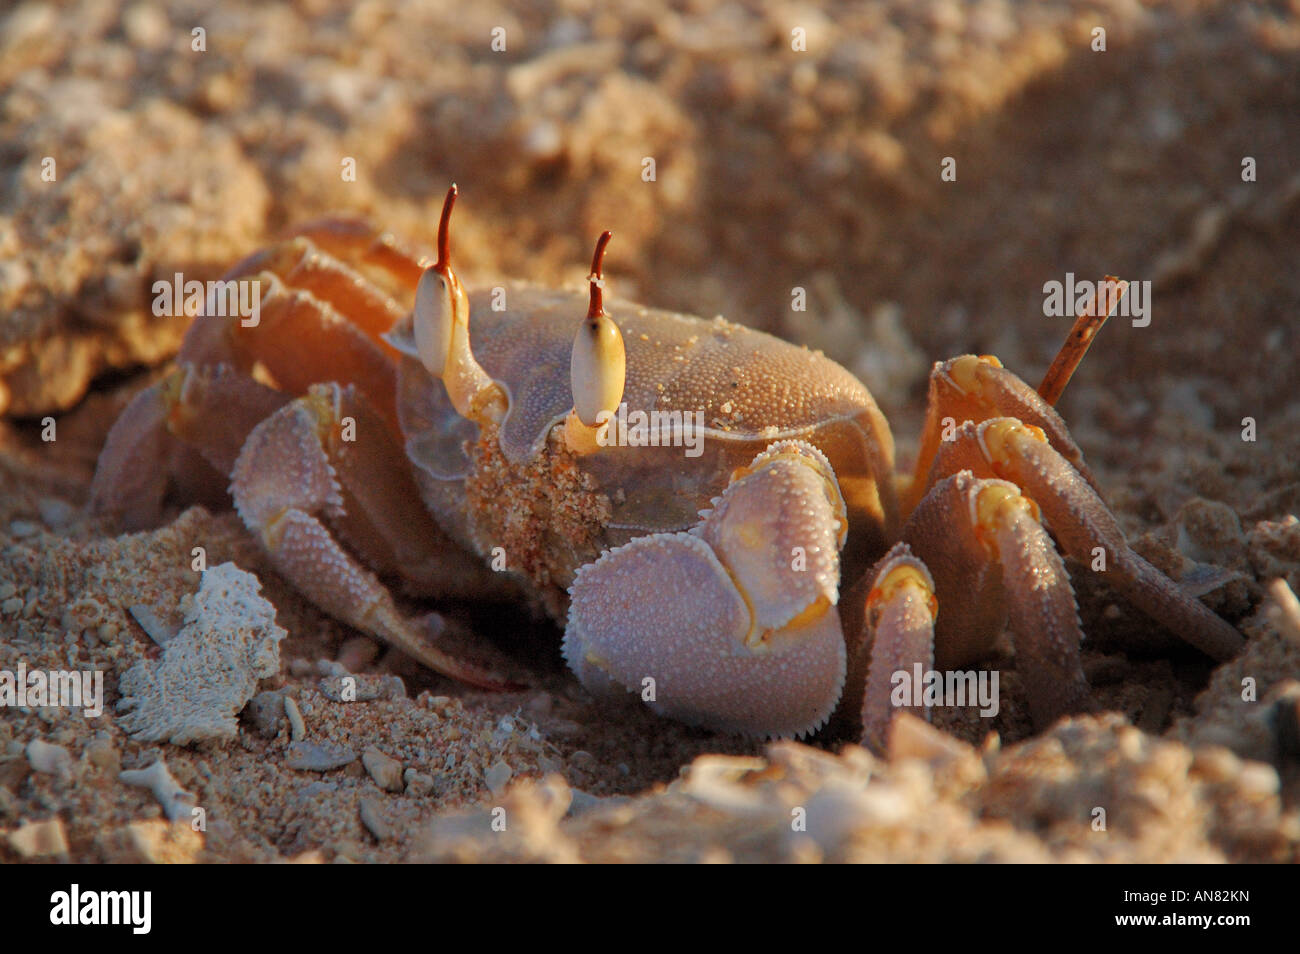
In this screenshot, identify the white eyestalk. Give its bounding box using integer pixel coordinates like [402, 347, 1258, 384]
[413, 184, 504, 425]
[565, 231, 626, 455]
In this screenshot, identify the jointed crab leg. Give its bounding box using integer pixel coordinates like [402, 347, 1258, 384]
[892, 470, 1093, 732]
[90, 363, 289, 529]
[228, 238, 411, 339]
[858, 544, 938, 752]
[276, 218, 430, 290]
[925, 418, 1244, 661]
[230, 382, 516, 690]
[906, 354, 1100, 514]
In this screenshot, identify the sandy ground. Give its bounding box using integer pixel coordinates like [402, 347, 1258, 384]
[1, 0, 1299, 862]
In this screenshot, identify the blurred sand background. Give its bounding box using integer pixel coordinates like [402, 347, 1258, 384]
[0, 0, 1298, 862]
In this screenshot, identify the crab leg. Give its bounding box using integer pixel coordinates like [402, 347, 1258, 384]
[226, 238, 410, 339]
[893, 470, 1093, 732]
[279, 217, 429, 289]
[929, 418, 1244, 661]
[231, 382, 515, 689]
[906, 355, 1100, 514]
[222, 272, 402, 428]
[857, 544, 938, 752]
[565, 441, 848, 738]
[90, 363, 288, 529]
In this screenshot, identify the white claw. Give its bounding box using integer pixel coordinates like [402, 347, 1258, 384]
[564, 439, 849, 738]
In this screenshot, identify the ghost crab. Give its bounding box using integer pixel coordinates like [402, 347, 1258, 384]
[91, 186, 1244, 746]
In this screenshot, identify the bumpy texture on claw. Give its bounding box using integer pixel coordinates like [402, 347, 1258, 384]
[564, 440, 848, 738]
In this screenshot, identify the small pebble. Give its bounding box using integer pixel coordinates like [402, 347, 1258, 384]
[85, 736, 120, 773]
[8, 520, 39, 538]
[123, 819, 203, 863]
[1, 597, 23, 617]
[359, 798, 392, 840]
[289, 658, 315, 677]
[403, 768, 435, 797]
[26, 739, 73, 780]
[284, 696, 306, 742]
[485, 759, 513, 795]
[7, 818, 69, 858]
[0, 581, 15, 601]
[362, 746, 404, 792]
[285, 742, 357, 772]
[242, 691, 285, 739]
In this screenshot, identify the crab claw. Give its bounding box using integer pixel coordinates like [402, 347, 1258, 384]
[563, 440, 848, 738]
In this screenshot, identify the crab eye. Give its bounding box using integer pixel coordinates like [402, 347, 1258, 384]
[413, 266, 454, 378]
[569, 230, 625, 428]
[571, 313, 626, 427]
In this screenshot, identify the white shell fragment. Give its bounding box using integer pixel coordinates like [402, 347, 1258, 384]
[26, 739, 73, 780]
[119, 759, 197, 822]
[283, 695, 306, 742]
[117, 562, 286, 745]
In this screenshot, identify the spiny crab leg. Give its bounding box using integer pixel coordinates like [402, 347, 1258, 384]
[885, 469, 1094, 736]
[926, 418, 1245, 661]
[230, 381, 518, 690]
[564, 230, 626, 455]
[1037, 275, 1127, 406]
[411, 184, 506, 426]
[857, 544, 938, 753]
[565, 441, 848, 738]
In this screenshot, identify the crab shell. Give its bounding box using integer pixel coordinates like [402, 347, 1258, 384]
[387, 283, 898, 609]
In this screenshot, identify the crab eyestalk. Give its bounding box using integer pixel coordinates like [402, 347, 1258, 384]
[565, 231, 626, 455]
[413, 184, 504, 425]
